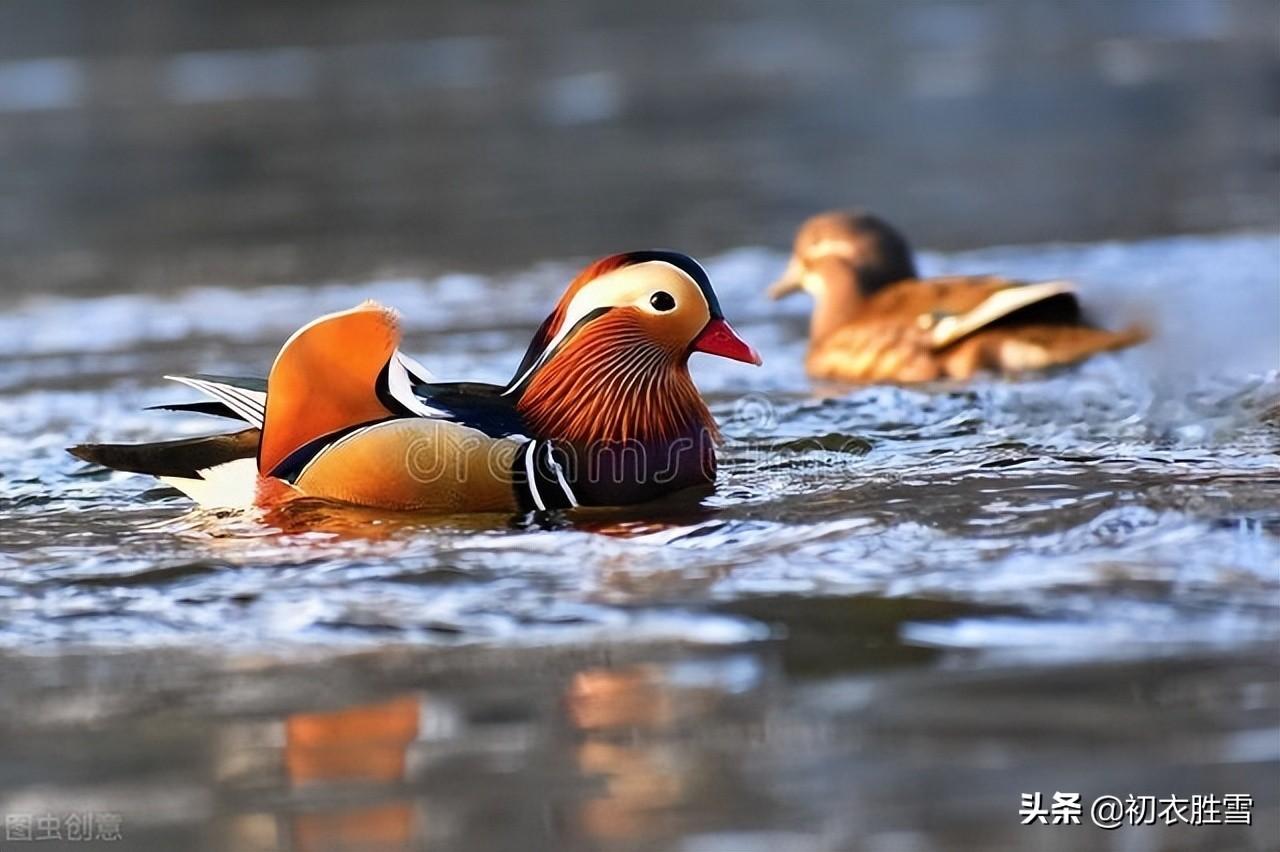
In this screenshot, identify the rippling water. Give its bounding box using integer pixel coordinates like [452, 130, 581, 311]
[1, 233, 1277, 850]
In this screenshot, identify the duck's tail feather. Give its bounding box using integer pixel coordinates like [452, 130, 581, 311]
[146, 400, 243, 419]
[69, 429, 262, 508]
[983, 322, 1150, 373]
[158, 375, 268, 426]
[150, 358, 434, 425]
[66, 305, 438, 506]
[69, 429, 260, 478]
[1094, 322, 1150, 352]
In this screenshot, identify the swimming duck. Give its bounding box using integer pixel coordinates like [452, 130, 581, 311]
[70, 251, 761, 512]
[768, 211, 1146, 383]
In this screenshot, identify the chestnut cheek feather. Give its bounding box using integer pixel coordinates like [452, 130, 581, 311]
[516, 314, 719, 446]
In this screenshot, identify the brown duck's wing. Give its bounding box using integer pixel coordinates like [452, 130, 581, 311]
[809, 277, 1143, 383]
[808, 314, 1146, 383]
[928, 280, 1082, 349]
[865, 277, 1081, 350]
[805, 277, 1040, 382]
[292, 419, 521, 512]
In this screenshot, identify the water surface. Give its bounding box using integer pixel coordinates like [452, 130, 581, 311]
[0, 233, 1277, 850]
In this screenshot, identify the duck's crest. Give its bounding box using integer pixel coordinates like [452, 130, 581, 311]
[507, 250, 718, 394]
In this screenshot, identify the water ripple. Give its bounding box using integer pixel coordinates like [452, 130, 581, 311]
[1, 234, 1277, 654]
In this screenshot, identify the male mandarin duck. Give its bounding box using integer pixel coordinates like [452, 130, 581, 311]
[70, 251, 761, 512]
[768, 211, 1147, 383]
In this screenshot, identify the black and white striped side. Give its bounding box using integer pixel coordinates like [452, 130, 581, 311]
[512, 439, 579, 512]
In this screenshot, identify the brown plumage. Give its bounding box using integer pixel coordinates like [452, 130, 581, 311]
[770, 211, 1147, 383]
[517, 309, 718, 446]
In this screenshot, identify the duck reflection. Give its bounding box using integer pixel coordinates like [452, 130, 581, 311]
[567, 487, 719, 539]
[284, 694, 421, 852]
[263, 498, 509, 540]
[565, 665, 738, 844]
[567, 666, 680, 731]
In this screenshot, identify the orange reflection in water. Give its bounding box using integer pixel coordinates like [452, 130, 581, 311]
[565, 666, 688, 843]
[284, 695, 421, 852]
[261, 498, 507, 540]
[566, 666, 677, 731]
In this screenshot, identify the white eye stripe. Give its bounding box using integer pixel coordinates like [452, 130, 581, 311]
[503, 260, 703, 395]
[802, 238, 863, 263]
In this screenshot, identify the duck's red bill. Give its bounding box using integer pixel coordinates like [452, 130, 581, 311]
[692, 318, 762, 365]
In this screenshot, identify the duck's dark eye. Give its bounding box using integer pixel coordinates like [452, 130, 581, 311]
[649, 291, 676, 312]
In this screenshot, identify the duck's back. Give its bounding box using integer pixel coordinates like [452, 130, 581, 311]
[861, 276, 1075, 323]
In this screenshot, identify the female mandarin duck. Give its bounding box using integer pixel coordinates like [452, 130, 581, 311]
[70, 251, 760, 511]
[769, 211, 1146, 383]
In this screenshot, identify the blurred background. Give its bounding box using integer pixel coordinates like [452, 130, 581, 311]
[0, 0, 1276, 297]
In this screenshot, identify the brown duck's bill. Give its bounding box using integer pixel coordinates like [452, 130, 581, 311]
[766, 257, 804, 299]
[692, 318, 762, 365]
